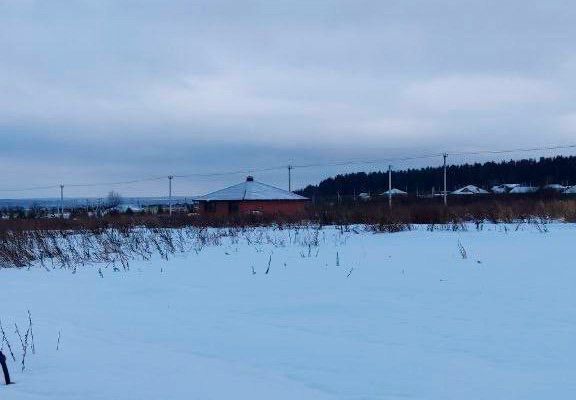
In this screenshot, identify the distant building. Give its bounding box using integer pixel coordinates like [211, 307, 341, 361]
[509, 186, 539, 194]
[380, 188, 408, 196]
[110, 204, 144, 213]
[491, 184, 521, 194]
[195, 176, 309, 217]
[357, 192, 371, 201]
[170, 205, 190, 214]
[451, 185, 489, 195]
[543, 184, 567, 192]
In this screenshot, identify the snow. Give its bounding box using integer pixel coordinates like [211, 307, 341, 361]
[2, 224, 576, 399]
[195, 177, 308, 201]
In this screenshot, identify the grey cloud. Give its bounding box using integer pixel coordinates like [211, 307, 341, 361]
[0, 0, 575, 196]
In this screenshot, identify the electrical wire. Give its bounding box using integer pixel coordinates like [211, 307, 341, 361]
[0, 143, 574, 194]
[66, 175, 167, 188]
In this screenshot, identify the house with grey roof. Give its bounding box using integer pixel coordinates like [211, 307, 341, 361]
[451, 185, 489, 195]
[195, 176, 309, 217]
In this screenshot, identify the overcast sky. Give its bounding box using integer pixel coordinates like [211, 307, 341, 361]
[1, 0, 575, 197]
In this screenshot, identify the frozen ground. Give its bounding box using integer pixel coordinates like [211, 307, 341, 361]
[1, 223, 575, 399]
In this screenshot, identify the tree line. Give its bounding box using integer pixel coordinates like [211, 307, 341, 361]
[298, 156, 576, 197]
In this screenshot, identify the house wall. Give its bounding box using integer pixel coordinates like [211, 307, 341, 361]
[199, 201, 229, 217]
[199, 200, 308, 217]
[238, 200, 307, 216]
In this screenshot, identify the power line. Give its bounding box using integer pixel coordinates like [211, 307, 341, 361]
[448, 144, 576, 157]
[292, 144, 576, 170]
[173, 165, 287, 178]
[66, 175, 167, 188]
[0, 184, 61, 193]
[0, 142, 574, 194]
[292, 153, 443, 169]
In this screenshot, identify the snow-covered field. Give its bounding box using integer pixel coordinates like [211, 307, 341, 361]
[2, 224, 575, 399]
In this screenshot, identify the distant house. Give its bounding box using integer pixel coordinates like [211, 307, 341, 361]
[509, 186, 539, 194]
[357, 192, 371, 201]
[380, 188, 408, 196]
[451, 185, 489, 195]
[195, 176, 309, 217]
[170, 205, 190, 214]
[111, 204, 143, 213]
[543, 184, 567, 192]
[491, 184, 521, 194]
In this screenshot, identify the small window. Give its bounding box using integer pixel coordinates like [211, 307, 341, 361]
[228, 202, 239, 213]
[205, 202, 217, 212]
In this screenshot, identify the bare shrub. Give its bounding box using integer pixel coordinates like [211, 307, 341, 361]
[0, 197, 574, 270]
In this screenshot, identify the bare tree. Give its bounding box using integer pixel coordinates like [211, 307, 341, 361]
[106, 191, 123, 209]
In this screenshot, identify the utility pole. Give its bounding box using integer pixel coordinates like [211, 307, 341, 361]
[443, 153, 448, 206]
[388, 165, 392, 209]
[288, 165, 293, 192]
[60, 184, 64, 218]
[168, 175, 173, 216]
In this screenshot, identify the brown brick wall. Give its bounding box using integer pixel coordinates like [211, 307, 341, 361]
[199, 200, 308, 217]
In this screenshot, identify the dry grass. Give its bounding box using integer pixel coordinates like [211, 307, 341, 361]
[309, 197, 576, 225]
[1, 197, 575, 269]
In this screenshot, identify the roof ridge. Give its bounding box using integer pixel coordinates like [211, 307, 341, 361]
[195, 181, 245, 200]
[195, 178, 308, 201]
[251, 179, 293, 193]
[242, 181, 248, 200]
